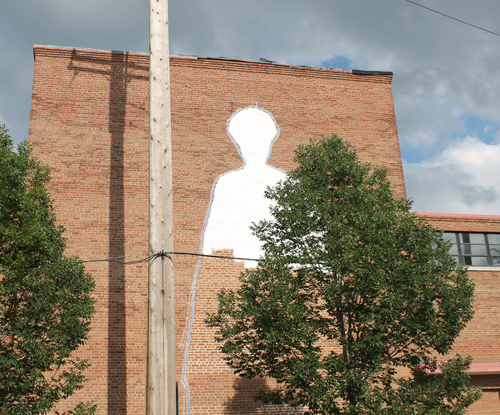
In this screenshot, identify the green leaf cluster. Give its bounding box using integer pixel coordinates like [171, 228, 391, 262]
[206, 135, 481, 414]
[0, 125, 96, 414]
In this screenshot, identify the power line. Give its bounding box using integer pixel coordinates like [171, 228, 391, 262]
[83, 253, 153, 265]
[83, 250, 259, 264]
[406, 0, 500, 38]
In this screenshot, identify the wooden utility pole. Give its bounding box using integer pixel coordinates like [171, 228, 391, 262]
[147, 0, 176, 414]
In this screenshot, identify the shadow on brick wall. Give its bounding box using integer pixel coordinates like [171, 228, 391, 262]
[223, 377, 271, 415]
[223, 377, 304, 415]
[107, 51, 128, 415]
[68, 49, 147, 414]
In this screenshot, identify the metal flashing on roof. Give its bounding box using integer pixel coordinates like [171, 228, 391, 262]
[352, 69, 394, 76]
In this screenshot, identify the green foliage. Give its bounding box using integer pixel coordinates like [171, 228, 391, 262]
[0, 125, 96, 414]
[206, 135, 481, 414]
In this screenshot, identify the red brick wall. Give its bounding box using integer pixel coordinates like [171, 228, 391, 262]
[28, 45, 498, 414]
[418, 213, 500, 234]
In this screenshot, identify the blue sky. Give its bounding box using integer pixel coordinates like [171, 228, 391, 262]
[463, 115, 499, 145]
[400, 114, 500, 164]
[321, 56, 354, 70]
[1, 0, 499, 215]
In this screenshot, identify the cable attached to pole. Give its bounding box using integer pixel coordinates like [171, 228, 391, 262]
[83, 251, 260, 265]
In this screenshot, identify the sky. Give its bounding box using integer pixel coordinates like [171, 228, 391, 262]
[1, 0, 499, 215]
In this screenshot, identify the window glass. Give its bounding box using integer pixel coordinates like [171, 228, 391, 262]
[487, 234, 500, 244]
[443, 233, 458, 255]
[461, 244, 487, 256]
[460, 233, 485, 244]
[489, 245, 500, 256]
[443, 232, 456, 242]
[469, 256, 489, 266]
[492, 257, 500, 266]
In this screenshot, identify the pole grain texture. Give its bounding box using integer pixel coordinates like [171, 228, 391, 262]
[148, 0, 176, 414]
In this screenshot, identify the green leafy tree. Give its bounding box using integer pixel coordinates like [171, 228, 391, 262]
[0, 125, 96, 414]
[206, 135, 481, 414]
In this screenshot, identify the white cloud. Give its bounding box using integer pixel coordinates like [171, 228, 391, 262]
[404, 137, 500, 214]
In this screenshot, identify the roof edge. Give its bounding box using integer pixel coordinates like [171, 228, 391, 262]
[415, 362, 500, 376]
[32, 45, 393, 77]
[415, 212, 500, 220]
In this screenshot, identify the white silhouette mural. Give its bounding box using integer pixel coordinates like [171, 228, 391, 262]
[201, 106, 286, 267]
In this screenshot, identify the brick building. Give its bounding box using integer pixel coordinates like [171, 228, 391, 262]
[28, 45, 499, 414]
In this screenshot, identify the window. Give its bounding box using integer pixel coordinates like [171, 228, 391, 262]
[443, 232, 500, 267]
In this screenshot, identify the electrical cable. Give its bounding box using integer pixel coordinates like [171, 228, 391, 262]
[83, 254, 152, 265]
[406, 0, 500, 38]
[83, 251, 260, 264]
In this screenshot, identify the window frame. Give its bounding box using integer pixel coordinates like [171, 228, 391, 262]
[444, 232, 500, 267]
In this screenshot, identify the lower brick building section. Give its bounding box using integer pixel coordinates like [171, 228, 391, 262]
[181, 375, 304, 415]
[468, 375, 500, 414]
[179, 255, 305, 415]
[422, 213, 500, 414]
